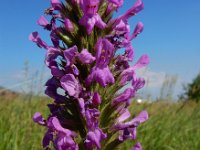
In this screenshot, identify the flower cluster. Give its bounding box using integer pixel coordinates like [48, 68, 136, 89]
[30, 0, 149, 149]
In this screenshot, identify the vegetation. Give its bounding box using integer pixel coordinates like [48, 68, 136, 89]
[0, 95, 200, 150]
[180, 73, 200, 102]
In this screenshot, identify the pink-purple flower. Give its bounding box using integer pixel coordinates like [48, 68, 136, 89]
[120, 54, 150, 85]
[29, 32, 48, 49]
[113, 111, 148, 141]
[118, 0, 144, 23]
[131, 143, 143, 150]
[79, 0, 106, 34]
[64, 18, 74, 32]
[30, 0, 149, 149]
[86, 38, 115, 87]
[60, 74, 80, 97]
[78, 49, 96, 64]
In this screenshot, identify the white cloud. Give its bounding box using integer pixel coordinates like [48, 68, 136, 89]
[136, 68, 168, 88]
[135, 68, 184, 100]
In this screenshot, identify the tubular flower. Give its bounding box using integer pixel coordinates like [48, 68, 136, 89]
[92, 92, 101, 106]
[78, 49, 96, 64]
[118, 0, 144, 23]
[60, 74, 81, 97]
[63, 45, 78, 66]
[130, 22, 144, 40]
[37, 16, 51, 30]
[112, 88, 134, 107]
[30, 0, 149, 149]
[47, 117, 78, 149]
[86, 66, 115, 87]
[85, 128, 107, 150]
[95, 38, 115, 68]
[64, 18, 74, 32]
[120, 54, 150, 85]
[86, 38, 115, 87]
[29, 32, 48, 49]
[112, 111, 148, 141]
[114, 20, 130, 37]
[131, 143, 143, 150]
[33, 112, 46, 125]
[79, 0, 106, 34]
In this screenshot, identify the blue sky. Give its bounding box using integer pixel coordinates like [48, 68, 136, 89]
[0, 0, 200, 98]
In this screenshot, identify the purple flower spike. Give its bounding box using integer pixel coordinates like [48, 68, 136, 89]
[131, 143, 142, 150]
[86, 66, 115, 87]
[64, 18, 74, 32]
[131, 22, 144, 40]
[78, 49, 96, 64]
[51, 0, 62, 10]
[60, 74, 80, 97]
[31, 0, 149, 148]
[64, 45, 78, 66]
[33, 112, 45, 125]
[29, 32, 48, 49]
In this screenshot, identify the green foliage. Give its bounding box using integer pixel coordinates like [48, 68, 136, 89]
[181, 73, 200, 102]
[1, 96, 200, 150]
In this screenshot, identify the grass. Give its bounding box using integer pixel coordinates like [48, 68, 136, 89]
[0, 95, 200, 150]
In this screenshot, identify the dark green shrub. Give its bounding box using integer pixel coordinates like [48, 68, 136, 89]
[180, 73, 200, 102]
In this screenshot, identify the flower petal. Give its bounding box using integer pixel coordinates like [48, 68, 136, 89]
[78, 49, 96, 64]
[133, 54, 150, 69]
[131, 143, 143, 150]
[29, 32, 48, 49]
[63, 45, 78, 66]
[33, 112, 45, 125]
[60, 74, 80, 97]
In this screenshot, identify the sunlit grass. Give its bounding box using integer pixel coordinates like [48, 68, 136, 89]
[0, 96, 200, 150]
